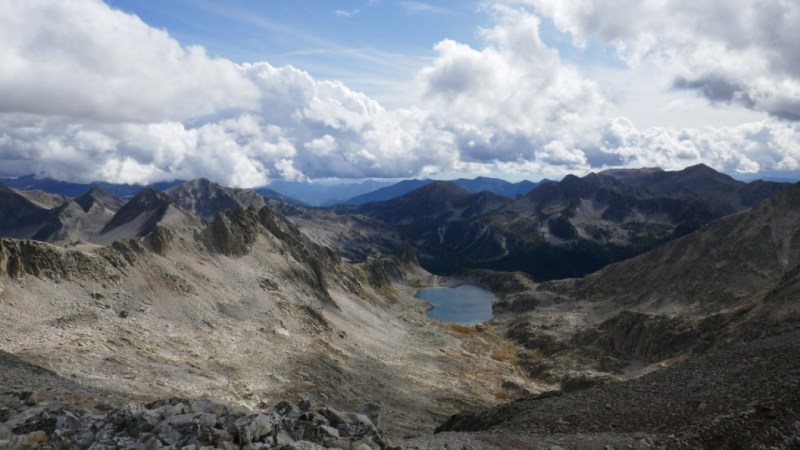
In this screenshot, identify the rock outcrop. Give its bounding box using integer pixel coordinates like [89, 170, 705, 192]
[0, 394, 388, 449]
[0, 239, 119, 282]
[363, 256, 405, 289]
[209, 207, 262, 257]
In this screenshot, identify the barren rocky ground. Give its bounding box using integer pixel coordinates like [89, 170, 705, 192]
[2, 180, 800, 449]
[423, 330, 800, 449]
[0, 204, 541, 447]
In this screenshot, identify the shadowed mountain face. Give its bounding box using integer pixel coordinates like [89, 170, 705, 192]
[339, 182, 513, 268]
[75, 187, 125, 213]
[266, 179, 395, 206]
[0, 179, 303, 247]
[342, 177, 545, 205]
[555, 181, 800, 316]
[0, 184, 128, 244]
[101, 188, 173, 235]
[96, 188, 200, 247]
[32, 188, 125, 244]
[598, 164, 781, 211]
[0, 183, 53, 237]
[350, 165, 789, 280]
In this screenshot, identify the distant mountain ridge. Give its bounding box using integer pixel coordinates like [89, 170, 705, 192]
[348, 164, 791, 280]
[32, 187, 124, 244]
[0, 174, 304, 205]
[343, 177, 547, 204]
[0, 174, 545, 207]
[266, 179, 394, 206]
[0, 175, 184, 199]
[0, 183, 129, 244]
[453, 176, 543, 198]
[0, 166, 792, 280]
[346, 179, 434, 205]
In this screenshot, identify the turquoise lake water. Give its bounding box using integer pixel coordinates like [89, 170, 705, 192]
[415, 285, 496, 324]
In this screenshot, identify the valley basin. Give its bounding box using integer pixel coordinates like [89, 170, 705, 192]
[415, 285, 496, 324]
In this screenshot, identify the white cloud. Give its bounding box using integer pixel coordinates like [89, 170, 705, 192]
[526, 0, 800, 119]
[0, 0, 259, 123]
[274, 158, 306, 181]
[0, 0, 798, 187]
[595, 117, 800, 175]
[334, 9, 360, 18]
[415, 6, 609, 166]
[399, 2, 452, 15]
[304, 135, 338, 155]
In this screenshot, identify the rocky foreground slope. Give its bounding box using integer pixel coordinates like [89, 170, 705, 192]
[413, 183, 800, 448]
[0, 190, 536, 445]
[426, 331, 800, 449]
[0, 394, 389, 449]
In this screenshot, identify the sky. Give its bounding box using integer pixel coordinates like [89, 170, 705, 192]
[0, 0, 799, 187]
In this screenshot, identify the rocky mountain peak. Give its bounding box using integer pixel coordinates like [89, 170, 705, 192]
[100, 188, 178, 237]
[184, 177, 213, 187]
[120, 188, 172, 210]
[167, 178, 266, 222]
[683, 162, 717, 173]
[75, 187, 124, 213]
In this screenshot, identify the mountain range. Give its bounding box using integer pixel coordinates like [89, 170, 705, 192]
[341, 177, 546, 205]
[432, 177, 800, 449]
[344, 164, 788, 280]
[0, 164, 798, 448]
[265, 179, 395, 206]
[1, 165, 788, 282]
[0, 174, 546, 207]
[0, 174, 185, 199]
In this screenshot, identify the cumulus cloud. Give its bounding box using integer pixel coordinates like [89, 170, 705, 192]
[416, 6, 608, 168]
[0, 0, 426, 186]
[0, 0, 259, 123]
[525, 0, 800, 119]
[596, 117, 800, 174]
[0, 0, 798, 187]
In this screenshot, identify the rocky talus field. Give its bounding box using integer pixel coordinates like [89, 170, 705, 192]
[0, 183, 539, 449]
[0, 177, 799, 449]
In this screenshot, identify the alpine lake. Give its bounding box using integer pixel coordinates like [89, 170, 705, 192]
[414, 285, 496, 324]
